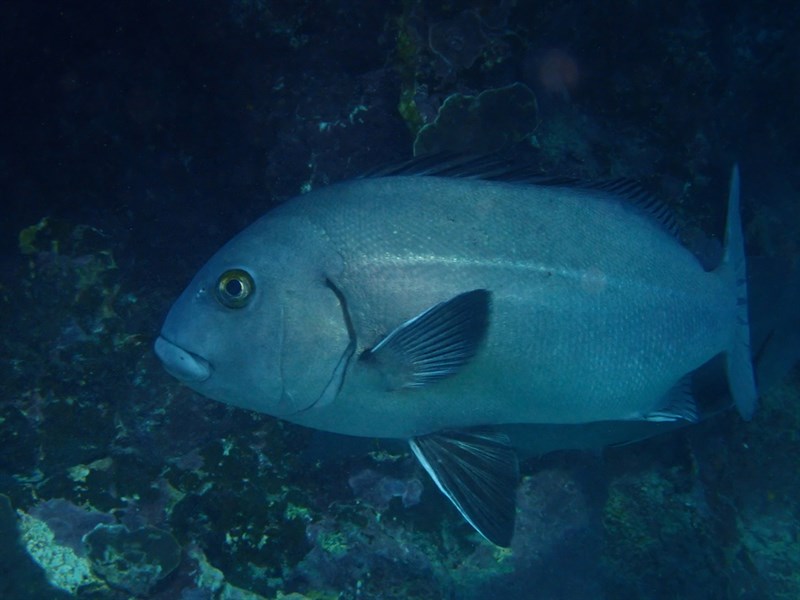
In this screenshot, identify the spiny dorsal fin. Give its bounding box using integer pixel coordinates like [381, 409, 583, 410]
[578, 179, 680, 237]
[366, 154, 681, 238]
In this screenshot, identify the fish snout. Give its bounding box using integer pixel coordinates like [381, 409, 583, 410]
[154, 336, 212, 382]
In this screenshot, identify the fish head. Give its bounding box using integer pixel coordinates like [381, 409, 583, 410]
[154, 214, 352, 417]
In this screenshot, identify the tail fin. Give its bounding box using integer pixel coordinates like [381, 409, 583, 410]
[721, 165, 758, 419]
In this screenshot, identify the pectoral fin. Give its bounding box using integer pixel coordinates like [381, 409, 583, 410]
[363, 289, 490, 389]
[410, 428, 519, 547]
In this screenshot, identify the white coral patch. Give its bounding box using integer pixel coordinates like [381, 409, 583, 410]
[17, 511, 102, 594]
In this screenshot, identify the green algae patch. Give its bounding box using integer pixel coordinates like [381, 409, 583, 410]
[19, 217, 53, 255]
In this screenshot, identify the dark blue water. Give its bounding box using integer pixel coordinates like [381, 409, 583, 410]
[1, 1, 798, 598]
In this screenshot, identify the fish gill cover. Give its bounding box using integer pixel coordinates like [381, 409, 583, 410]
[0, 1, 799, 599]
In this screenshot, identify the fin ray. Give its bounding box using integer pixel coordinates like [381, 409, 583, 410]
[363, 289, 491, 389]
[367, 154, 682, 239]
[643, 375, 698, 422]
[410, 428, 519, 547]
[720, 165, 758, 419]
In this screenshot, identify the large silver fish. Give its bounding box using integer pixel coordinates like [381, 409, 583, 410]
[155, 160, 756, 546]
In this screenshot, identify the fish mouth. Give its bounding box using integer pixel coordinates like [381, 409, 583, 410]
[154, 335, 212, 383]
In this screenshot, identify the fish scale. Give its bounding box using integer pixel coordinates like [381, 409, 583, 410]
[272, 175, 731, 433]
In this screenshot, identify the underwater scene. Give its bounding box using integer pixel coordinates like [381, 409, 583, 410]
[1, 1, 799, 598]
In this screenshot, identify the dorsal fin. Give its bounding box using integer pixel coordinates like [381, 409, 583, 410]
[365, 154, 682, 239]
[576, 179, 681, 237]
[361, 153, 519, 179]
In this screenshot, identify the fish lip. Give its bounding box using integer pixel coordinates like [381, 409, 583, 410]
[154, 335, 212, 383]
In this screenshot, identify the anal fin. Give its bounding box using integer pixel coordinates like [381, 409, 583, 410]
[643, 375, 699, 423]
[410, 428, 519, 547]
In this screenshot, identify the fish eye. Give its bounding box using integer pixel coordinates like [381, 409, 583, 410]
[216, 269, 255, 308]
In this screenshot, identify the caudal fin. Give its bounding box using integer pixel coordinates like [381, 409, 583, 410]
[721, 165, 758, 419]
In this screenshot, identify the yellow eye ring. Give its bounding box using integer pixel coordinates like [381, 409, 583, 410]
[216, 269, 255, 308]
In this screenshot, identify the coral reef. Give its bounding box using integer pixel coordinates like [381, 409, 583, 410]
[0, 495, 77, 599]
[84, 524, 182, 595]
[428, 10, 487, 71]
[452, 467, 604, 600]
[413, 83, 539, 155]
[347, 468, 423, 511]
[16, 507, 103, 595]
[29, 498, 114, 553]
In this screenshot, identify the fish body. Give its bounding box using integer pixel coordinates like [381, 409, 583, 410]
[155, 163, 756, 545]
[279, 175, 731, 436]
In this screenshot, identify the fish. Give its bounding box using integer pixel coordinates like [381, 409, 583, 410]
[154, 158, 757, 546]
